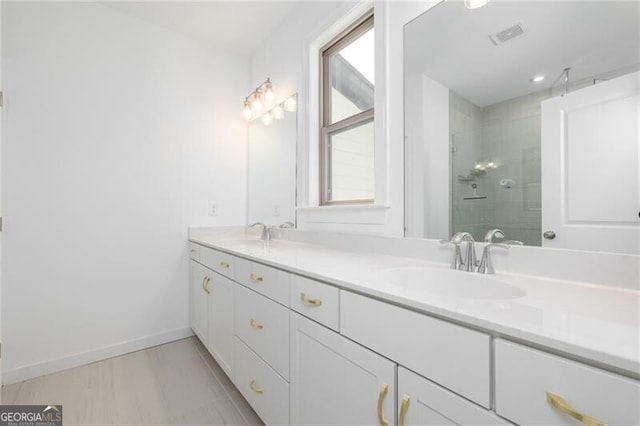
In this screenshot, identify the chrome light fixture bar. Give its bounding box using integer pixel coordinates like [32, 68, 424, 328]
[243, 78, 274, 121]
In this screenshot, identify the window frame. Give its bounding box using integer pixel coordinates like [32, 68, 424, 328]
[319, 11, 375, 206]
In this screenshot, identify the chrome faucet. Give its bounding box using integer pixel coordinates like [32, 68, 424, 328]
[441, 232, 476, 271]
[249, 222, 270, 241]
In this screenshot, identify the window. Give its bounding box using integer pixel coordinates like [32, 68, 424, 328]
[320, 12, 374, 205]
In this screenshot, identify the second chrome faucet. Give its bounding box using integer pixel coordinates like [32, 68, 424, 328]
[441, 230, 522, 274]
[249, 221, 295, 241]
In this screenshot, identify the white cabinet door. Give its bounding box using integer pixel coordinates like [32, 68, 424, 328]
[290, 313, 396, 426]
[207, 271, 235, 378]
[189, 261, 209, 346]
[541, 71, 639, 254]
[397, 367, 508, 426]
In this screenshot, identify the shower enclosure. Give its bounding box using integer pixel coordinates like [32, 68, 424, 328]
[450, 91, 544, 245]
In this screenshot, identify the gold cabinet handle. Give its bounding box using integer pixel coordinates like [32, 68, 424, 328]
[219, 261, 229, 269]
[300, 293, 322, 307]
[201, 276, 207, 293]
[377, 383, 389, 426]
[190, 248, 196, 254]
[398, 394, 410, 426]
[546, 392, 606, 426]
[249, 319, 263, 330]
[205, 277, 211, 294]
[249, 379, 264, 394]
[250, 273, 263, 282]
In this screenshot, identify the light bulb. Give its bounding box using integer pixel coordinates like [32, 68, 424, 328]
[264, 80, 274, 102]
[464, 0, 489, 9]
[530, 75, 545, 83]
[262, 111, 273, 126]
[242, 99, 252, 121]
[272, 105, 284, 119]
[284, 96, 297, 112]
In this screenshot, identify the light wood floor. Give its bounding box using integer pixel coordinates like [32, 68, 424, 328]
[1, 337, 264, 426]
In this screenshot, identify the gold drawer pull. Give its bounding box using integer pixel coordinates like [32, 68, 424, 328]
[190, 248, 197, 253]
[249, 319, 263, 330]
[250, 273, 263, 282]
[300, 293, 322, 307]
[201, 276, 211, 294]
[377, 383, 389, 426]
[249, 379, 264, 394]
[546, 392, 606, 426]
[219, 261, 230, 269]
[398, 394, 410, 426]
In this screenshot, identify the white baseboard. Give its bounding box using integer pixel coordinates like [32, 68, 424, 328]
[2, 327, 194, 385]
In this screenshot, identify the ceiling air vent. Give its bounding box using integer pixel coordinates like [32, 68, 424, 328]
[488, 24, 525, 46]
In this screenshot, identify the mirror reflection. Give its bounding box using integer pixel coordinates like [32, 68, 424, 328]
[404, 0, 639, 254]
[248, 94, 297, 227]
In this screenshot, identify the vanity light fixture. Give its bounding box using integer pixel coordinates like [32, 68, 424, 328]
[530, 75, 545, 83]
[464, 0, 489, 9]
[248, 94, 297, 126]
[242, 78, 274, 121]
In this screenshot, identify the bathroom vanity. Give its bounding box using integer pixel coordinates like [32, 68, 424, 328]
[188, 228, 639, 426]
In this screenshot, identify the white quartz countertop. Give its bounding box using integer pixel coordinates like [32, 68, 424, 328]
[189, 230, 640, 378]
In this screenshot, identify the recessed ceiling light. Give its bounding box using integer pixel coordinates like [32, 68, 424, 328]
[530, 75, 545, 83]
[465, 0, 489, 9]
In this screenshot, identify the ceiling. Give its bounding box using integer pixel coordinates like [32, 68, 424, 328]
[103, 1, 299, 56]
[405, 0, 640, 106]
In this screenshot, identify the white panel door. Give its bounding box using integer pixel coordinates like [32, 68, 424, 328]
[397, 367, 509, 426]
[207, 271, 235, 378]
[290, 313, 396, 426]
[541, 71, 639, 254]
[189, 261, 209, 346]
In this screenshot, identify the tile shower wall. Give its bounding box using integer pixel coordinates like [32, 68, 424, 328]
[450, 90, 549, 245]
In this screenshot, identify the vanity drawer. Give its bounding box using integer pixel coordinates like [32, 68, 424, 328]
[495, 339, 640, 426]
[198, 245, 218, 270]
[189, 243, 200, 262]
[235, 284, 290, 380]
[290, 275, 339, 331]
[234, 337, 289, 426]
[340, 290, 491, 408]
[235, 257, 290, 306]
[213, 251, 236, 279]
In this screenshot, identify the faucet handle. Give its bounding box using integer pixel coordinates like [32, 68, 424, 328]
[503, 240, 524, 246]
[277, 221, 295, 229]
[451, 232, 474, 245]
[249, 222, 266, 229]
[484, 229, 505, 243]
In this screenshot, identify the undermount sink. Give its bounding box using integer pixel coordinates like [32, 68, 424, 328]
[377, 267, 526, 300]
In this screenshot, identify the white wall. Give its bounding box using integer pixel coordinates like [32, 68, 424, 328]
[2, 2, 248, 384]
[250, 1, 437, 236]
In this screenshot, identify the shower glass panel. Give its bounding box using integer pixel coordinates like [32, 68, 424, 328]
[450, 94, 542, 245]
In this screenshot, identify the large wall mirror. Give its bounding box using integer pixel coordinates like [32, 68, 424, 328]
[248, 94, 297, 226]
[404, 0, 639, 254]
